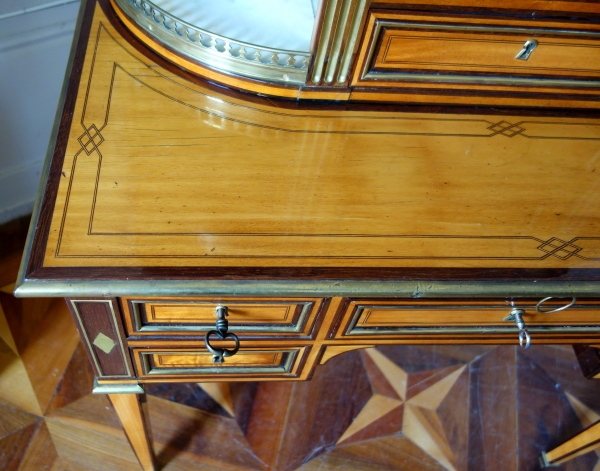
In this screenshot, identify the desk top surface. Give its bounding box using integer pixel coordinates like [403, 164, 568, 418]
[16, 1, 600, 296]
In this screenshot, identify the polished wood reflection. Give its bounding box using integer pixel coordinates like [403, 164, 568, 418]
[38, 4, 600, 271]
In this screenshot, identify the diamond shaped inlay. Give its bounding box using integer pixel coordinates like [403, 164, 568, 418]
[93, 332, 116, 354]
[487, 120, 525, 137]
[77, 124, 104, 155]
[537, 237, 582, 260]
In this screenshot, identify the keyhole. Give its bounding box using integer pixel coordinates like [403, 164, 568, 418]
[515, 39, 538, 61]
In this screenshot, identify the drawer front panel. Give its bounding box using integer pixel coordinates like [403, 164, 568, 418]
[133, 346, 309, 379]
[378, 30, 600, 79]
[334, 299, 600, 339]
[123, 297, 325, 338]
[354, 12, 600, 88]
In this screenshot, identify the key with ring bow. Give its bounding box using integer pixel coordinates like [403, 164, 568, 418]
[204, 306, 240, 363]
[504, 308, 531, 349]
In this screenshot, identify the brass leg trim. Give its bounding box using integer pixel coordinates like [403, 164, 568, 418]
[93, 378, 145, 394]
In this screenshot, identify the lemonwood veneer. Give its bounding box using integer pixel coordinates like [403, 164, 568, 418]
[14, 0, 600, 469]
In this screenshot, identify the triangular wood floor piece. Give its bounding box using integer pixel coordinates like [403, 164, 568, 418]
[0, 302, 18, 355]
[361, 350, 402, 400]
[566, 393, 600, 428]
[0, 421, 40, 471]
[17, 420, 60, 471]
[337, 395, 402, 445]
[0, 337, 42, 415]
[0, 401, 40, 439]
[46, 342, 94, 414]
[21, 299, 80, 415]
[337, 403, 403, 446]
[300, 434, 447, 471]
[408, 366, 466, 410]
[147, 395, 262, 470]
[0, 283, 16, 294]
[403, 404, 458, 471]
[363, 348, 408, 400]
[197, 382, 234, 417]
[566, 392, 600, 464]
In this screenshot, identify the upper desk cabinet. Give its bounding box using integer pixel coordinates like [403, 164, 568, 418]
[109, 0, 600, 108]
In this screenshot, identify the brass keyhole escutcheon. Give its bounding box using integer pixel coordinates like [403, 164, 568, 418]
[515, 39, 538, 61]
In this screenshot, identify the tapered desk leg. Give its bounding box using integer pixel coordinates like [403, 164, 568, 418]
[540, 421, 600, 468]
[108, 393, 156, 471]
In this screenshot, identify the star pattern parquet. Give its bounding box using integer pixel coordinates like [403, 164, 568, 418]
[2, 252, 600, 470]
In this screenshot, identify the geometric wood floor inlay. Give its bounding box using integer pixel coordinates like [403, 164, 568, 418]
[2, 251, 600, 470]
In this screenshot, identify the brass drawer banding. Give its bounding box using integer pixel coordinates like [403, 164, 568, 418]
[337, 299, 600, 338]
[357, 16, 600, 88]
[126, 298, 320, 335]
[134, 347, 305, 378]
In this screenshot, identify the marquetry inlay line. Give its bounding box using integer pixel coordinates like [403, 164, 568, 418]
[71, 24, 600, 140]
[197, 383, 235, 416]
[487, 121, 525, 138]
[42, 6, 600, 270]
[77, 123, 105, 155]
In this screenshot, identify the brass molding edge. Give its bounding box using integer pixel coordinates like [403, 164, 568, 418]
[311, 0, 339, 83]
[324, 0, 353, 83]
[337, 0, 367, 83]
[14, 279, 600, 298]
[538, 452, 560, 468]
[362, 71, 600, 89]
[314, 0, 368, 85]
[92, 378, 145, 394]
[113, 0, 310, 85]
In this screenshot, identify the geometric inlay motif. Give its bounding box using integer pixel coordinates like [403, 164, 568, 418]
[337, 348, 466, 470]
[487, 120, 525, 137]
[77, 124, 104, 155]
[92, 332, 115, 354]
[537, 237, 582, 259]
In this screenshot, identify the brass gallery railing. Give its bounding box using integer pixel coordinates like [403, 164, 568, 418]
[114, 0, 312, 85]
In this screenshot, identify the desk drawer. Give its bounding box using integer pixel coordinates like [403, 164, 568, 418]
[123, 297, 325, 339]
[333, 298, 600, 340]
[132, 345, 310, 380]
[353, 12, 600, 89]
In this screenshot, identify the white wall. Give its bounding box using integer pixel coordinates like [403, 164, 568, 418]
[0, 1, 79, 224]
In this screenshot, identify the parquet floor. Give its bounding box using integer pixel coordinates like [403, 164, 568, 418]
[2, 235, 600, 470]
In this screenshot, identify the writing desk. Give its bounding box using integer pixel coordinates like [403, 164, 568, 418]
[15, 1, 600, 469]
